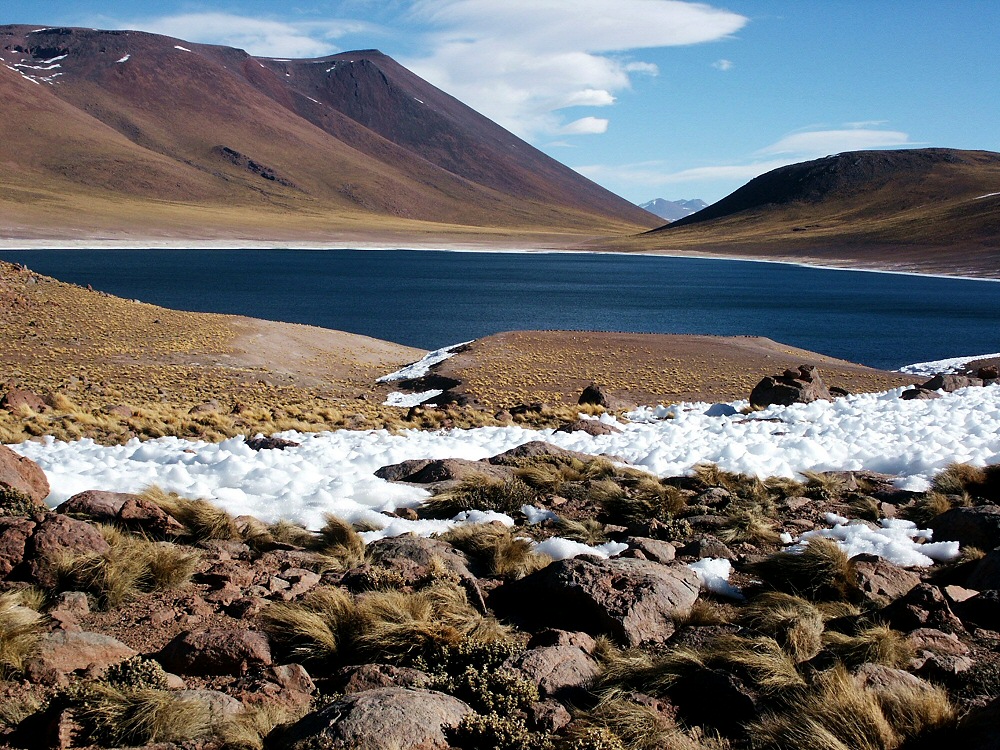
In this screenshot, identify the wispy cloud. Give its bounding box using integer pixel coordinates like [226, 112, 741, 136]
[559, 116, 610, 135]
[404, 0, 748, 138]
[712, 58, 733, 71]
[121, 12, 375, 58]
[756, 128, 915, 156]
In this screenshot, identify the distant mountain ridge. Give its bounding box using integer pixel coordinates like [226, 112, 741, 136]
[638, 198, 708, 221]
[0, 25, 658, 238]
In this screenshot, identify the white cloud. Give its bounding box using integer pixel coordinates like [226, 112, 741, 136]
[712, 58, 733, 71]
[559, 116, 610, 135]
[405, 0, 748, 138]
[126, 13, 373, 58]
[756, 128, 916, 156]
[576, 159, 793, 187]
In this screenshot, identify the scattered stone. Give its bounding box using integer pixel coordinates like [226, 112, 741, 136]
[101, 404, 134, 418]
[901, 387, 941, 400]
[25, 631, 136, 685]
[578, 382, 610, 407]
[246, 435, 301, 450]
[507, 645, 599, 699]
[381, 458, 512, 484]
[0, 516, 36, 577]
[921, 374, 984, 392]
[188, 400, 221, 414]
[852, 554, 921, 607]
[954, 590, 1000, 631]
[57, 490, 184, 537]
[487, 441, 597, 465]
[1, 389, 47, 413]
[529, 700, 572, 732]
[0, 445, 50, 505]
[281, 687, 473, 750]
[337, 664, 431, 694]
[931, 505, 1000, 550]
[880, 583, 964, 633]
[526, 629, 597, 653]
[176, 689, 245, 724]
[749, 365, 833, 407]
[669, 668, 757, 734]
[555, 419, 622, 436]
[944, 585, 981, 604]
[24, 514, 110, 588]
[498, 556, 700, 646]
[626, 537, 677, 564]
[157, 628, 273, 675]
[52, 591, 89, 615]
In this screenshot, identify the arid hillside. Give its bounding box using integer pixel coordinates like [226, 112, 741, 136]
[0, 25, 658, 242]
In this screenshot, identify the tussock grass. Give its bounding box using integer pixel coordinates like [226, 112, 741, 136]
[0, 694, 43, 729]
[740, 592, 825, 663]
[749, 666, 955, 750]
[56, 525, 199, 609]
[440, 523, 551, 579]
[693, 463, 769, 503]
[822, 625, 913, 668]
[708, 635, 806, 693]
[903, 491, 962, 526]
[70, 682, 214, 746]
[557, 517, 608, 544]
[264, 580, 505, 668]
[143, 486, 239, 541]
[931, 462, 986, 496]
[718, 504, 782, 546]
[217, 702, 305, 750]
[0, 591, 46, 677]
[316, 514, 366, 568]
[422, 476, 538, 518]
[675, 598, 736, 627]
[748, 538, 858, 602]
[801, 470, 848, 501]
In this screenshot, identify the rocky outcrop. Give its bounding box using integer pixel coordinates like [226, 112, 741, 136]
[23, 514, 110, 587]
[498, 556, 700, 645]
[157, 628, 273, 675]
[931, 505, 1000, 550]
[749, 365, 833, 407]
[57, 490, 184, 537]
[24, 631, 136, 685]
[282, 687, 473, 750]
[507, 645, 599, 699]
[555, 419, 622, 436]
[0, 516, 36, 577]
[0, 445, 50, 505]
[852, 554, 921, 607]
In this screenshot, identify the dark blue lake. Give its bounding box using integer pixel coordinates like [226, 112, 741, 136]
[2, 248, 998, 370]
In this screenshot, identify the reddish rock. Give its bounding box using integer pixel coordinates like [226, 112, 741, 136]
[337, 663, 431, 694]
[158, 628, 273, 676]
[880, 583, 964, 633]
[932, 505, 1000, 550]
[57, 490, 183, 537]
[499, 556, 701, 646]
[556, 419, 622, 436]
[0, 445, 49, 504]
[24, 515, 110, 587]
[378, 458, 512, 484]
[25, 631, 136, 685]
[508, 645, 599, 698]
[968, 548, 1000, 590]
[282, 687, 472, 750]
[578, 382, 610, 407]
[921, 374, 984, 392]
[750, 365, 833, 407]
[1, 389, 46, 413]
[527, 629, 598, 653]
[901, 387, 942, 400]
[0, 517, 36, 578]
[853, 554, 921, 607]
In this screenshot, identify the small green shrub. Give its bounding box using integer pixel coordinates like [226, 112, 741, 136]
[0, 486, 39, 517]
[448, 712, 551, 750]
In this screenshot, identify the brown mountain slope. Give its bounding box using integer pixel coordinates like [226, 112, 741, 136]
[607, 149, 1000, 277]
[0, 25, 658, 241]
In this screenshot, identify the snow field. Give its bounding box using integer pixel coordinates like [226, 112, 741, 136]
[10, 384, 998, 566]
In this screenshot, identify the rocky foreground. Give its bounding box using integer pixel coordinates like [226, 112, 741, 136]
[1, 425, 999, 750]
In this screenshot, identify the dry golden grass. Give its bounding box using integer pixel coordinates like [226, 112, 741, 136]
[822, 625, 913, 668]
[0, 592, 46, 677]
[217, 702, 306, 750]
[422, 476, 539, 518]
[574, 696, 732, 750]
[144, 487, 239, 542]
[72, 682, 214, 746]
[740, 592, 825, 663]
[749, 665, 955, 750]
[439, 523, 552, 579]
[262, 586, 357, 666]
[749, 538, 859, 602]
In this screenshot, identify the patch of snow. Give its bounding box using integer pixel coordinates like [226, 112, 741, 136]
[384, 390, 443, 407]
[534, 538, 628, 560]
[307, 96, 320, 104]
[975, 192, 1000, 200]
[30, 28, 53, 33]
[10, 386, 1000, 545]
[688, 557, 743, 599]
[414, 97, 424, 103]
[116, 55, 131, 64]
[790, 516, 961, 567]
[898, 352, 1000, 376]
[522, 505, 559, 524]
[377, 341, 472, 382]
[174, 45, 192, 52]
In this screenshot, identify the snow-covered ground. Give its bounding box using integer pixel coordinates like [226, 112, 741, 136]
[897, 352, 1000, 377]
[11, 385, 999, 539]
[376, 341, 471, 382]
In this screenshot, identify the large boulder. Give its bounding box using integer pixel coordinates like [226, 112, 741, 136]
[23, 514, 110, 587]
[282, 687, 472, 750]
[968, 548, 1000, 590]
[506, 645, 599, 699]
[749, 365, 833, 408]
[25, 631, 136, 685]
[57, 490, 184, 537]
[157, 628, 272, 676]
[931, 505, 1000, 550]
[497, 557, 700, 646]
[377, 458, 512, 484]
[0, 445, 49, 505]
[1, 389, 46, 413]
[852, 554, 921, 608]
[921, 374, 984, 392]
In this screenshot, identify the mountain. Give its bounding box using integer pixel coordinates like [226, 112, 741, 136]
[638, 198, 708, 221]
[0, 25, 658, 241]
[623, 149, 1000, 276]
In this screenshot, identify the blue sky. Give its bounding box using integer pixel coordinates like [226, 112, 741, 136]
[5, 1, 999, 204]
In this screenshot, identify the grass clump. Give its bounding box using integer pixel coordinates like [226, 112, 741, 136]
[217, 702, 305, 750]
[739, 592, 825, 663]
[749, 666, 955, 750]
[748, 538, 858, 602]
[143, 486, 239, 541]
[439, 523, 552, 579]
[262, 586, 357, 667]
[556, 517, 608, 545]
[931, 462, 986, 496]
[563, 696, 731, 750]
[800, 470, 848, 501]
[67, 682, 213, 747]
[821, 625, 913, 668]
[0, 591, 46, 677]
[423, 476, 539, 518]
[903, 491, 961, 526]
[56, 526, 199, 609]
